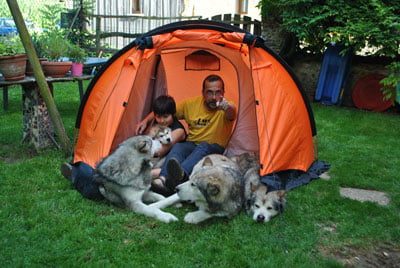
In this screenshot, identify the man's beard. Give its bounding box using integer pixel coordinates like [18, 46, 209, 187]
[206, 100, 218, 109]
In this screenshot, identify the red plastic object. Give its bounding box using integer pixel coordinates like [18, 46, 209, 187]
[352, 74, 392, 112]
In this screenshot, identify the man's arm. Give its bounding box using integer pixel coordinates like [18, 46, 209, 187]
[224, 103, 236, 121]
[218, 98, 236, 121]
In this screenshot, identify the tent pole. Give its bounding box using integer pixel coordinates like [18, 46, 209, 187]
[6, 0, 72, 156]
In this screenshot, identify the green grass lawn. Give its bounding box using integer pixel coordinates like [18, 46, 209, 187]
[1, 82, 399, 267]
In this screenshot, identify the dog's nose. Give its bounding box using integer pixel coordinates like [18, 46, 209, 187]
[167, 138, 171, 142]
[256, 214, 265, 223]
[175, 187, 180, 193]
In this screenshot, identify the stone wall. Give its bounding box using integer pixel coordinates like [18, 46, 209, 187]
[260, 20, 391, 107]
[290, 55, 389, 107]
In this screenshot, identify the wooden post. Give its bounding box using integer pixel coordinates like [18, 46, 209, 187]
[95, 16, 101, 55]
[6, 0, 72, 155]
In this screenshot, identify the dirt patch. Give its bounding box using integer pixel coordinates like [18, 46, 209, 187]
[340, 187, 390, 206]
[321, 243, 400, 267]
[0, 144, 37, 164]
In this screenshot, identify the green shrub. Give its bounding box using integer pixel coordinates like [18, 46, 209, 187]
[67, 43, 87, 63]
[0, 36, 25, 56]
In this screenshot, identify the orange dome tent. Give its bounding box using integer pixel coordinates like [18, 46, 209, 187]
[71, 20, 318, 186]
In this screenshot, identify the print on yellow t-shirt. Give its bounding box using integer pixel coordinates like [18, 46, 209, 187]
[176, 96, 234, 148]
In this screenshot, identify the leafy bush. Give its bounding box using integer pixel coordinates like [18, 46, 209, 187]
[258, 0, 400, 101]
[0, 36, 25, 56]
[36, 30, 71, 61]
[67, 43, 87, 63]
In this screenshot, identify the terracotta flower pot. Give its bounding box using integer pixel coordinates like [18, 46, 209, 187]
[26, 58, 48, 76]
[71, 62, 83, 77]
[0, 54, 27, 81]
[41, 61, 72, 78]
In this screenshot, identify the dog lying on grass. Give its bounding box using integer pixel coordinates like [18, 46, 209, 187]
[175, 154, 243, 224]
[94, 135, 178, 223]
[233, 152, 287, 223]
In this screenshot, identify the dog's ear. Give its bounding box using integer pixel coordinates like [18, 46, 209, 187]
[202, 156, 214, 167]
[250, 182, 257, 192]
[206, 182, 220, 196]
[136, 140, 149, 153]
[277, 190, 286, 200]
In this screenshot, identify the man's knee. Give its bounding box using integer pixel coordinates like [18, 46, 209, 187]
[196, 142, 224, 154]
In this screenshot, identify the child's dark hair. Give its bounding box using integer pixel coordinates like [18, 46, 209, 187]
[153, 95, 176, 115]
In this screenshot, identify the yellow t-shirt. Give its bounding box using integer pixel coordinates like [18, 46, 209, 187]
[176, 96, 234, 148]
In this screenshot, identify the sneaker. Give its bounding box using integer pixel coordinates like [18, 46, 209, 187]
[60, 162, 73, 182]
[166, 158, 185, 191]
[150, 177, 171, 196]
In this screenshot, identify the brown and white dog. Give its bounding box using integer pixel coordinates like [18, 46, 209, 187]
[233, 152, 287, 223]
[147, 124, 172, 158]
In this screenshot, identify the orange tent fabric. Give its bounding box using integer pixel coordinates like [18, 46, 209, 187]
[73, 21, 316, 177]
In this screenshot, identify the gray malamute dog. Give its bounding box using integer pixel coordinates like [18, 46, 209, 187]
[94, 135, 178, 223]
[175, 154, 243, 224]
[234, 152, 287, 223]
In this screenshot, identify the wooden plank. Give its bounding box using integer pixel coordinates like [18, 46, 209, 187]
[1, 75, 93, 110]
[254, 19, 261, 35]
[233, 14, 241, 27]
[211, 14, 222, 21]
[243, 15, 251, 32]
[223, 14, 231, 22]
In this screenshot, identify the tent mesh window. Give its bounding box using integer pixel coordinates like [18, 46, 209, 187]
[185, 50, 220, 71]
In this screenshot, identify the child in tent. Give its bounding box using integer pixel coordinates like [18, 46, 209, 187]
[146, 95, 187, 183]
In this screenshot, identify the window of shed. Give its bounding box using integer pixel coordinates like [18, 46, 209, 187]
[238, 0, 248, 14]
[131, 0, 141, 14]
[185, 50, 220, 71]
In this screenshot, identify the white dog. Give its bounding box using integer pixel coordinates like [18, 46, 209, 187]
[94, 135, 178, 223]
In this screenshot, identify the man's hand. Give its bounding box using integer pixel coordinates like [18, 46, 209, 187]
[217, 98, 230, 111]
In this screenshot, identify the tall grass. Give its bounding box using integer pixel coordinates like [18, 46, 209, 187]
[1, 82, 399, 266]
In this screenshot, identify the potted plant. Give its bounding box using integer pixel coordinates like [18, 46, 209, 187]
[68, 43, 87, 76]
[0, 35, 27, 81]
[25, 33, 48, 76]
[38, 30, 72, 77]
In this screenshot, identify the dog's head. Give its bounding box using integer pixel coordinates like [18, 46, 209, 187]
[176, 156, 242, 214]
[95, 135, 153, 187]
[118, 135, 153, 155]
[148, 125, 172, 145]
[231, 152, 259, 175]
[248, 185, 286, 223]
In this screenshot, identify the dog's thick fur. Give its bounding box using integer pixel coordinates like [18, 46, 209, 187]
[175, 154, 243, 224]
[233, 152, 286, 223]
[94, 135, 178, 223]
[147, 124, 172, 167]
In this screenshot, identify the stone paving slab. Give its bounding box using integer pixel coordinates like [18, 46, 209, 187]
[340, 187, 390, 206]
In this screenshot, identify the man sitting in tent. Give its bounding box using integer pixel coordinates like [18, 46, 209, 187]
[136, 74, 236, 195]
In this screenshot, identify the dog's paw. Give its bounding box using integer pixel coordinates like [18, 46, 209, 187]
[174, 202, 183, 208]
[184, 211, 208, 224]
[158, 212, 179, 223]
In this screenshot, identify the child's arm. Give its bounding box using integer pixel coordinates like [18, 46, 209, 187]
[136, 112, 155, 135]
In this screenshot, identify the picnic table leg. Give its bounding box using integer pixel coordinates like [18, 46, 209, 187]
[22, 82, 55, 150]
[2, 86, 8, 111]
